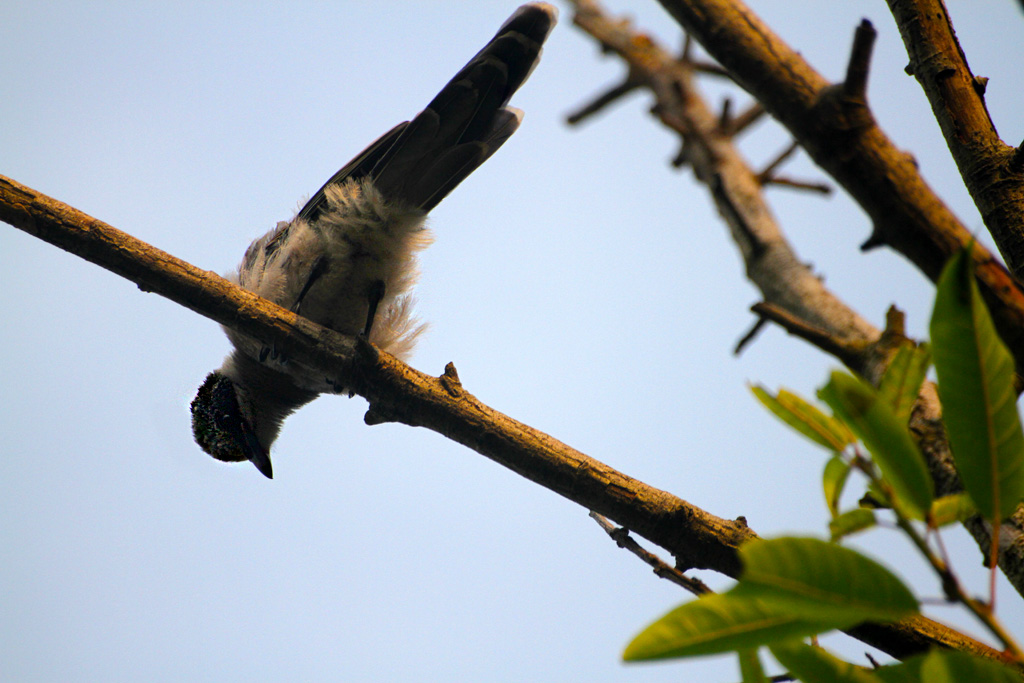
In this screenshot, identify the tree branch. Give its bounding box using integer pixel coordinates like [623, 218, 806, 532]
[567, 0, 1024, 603]
[0, 171, 1005, 664]
[652, 0, 1024, 384]
[886, 0, 1024, 279]
[568, 0, 878, 352]
[566, 0, 1024, 647]
[0, 172, 750, 574]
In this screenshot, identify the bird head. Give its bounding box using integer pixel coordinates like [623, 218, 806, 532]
[191, 371, 274, 478]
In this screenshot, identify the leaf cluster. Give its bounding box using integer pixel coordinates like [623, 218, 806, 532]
[624, 249, 1024, 680]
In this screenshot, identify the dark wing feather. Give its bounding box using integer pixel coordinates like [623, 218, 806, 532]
[297, 122, 409, 223]
[301, 4, 555, 220]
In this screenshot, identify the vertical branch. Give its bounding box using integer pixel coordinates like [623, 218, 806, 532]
[886, 0, 1024, 278]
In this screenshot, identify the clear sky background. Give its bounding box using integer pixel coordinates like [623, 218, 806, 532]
[3, 1, 1023, 681]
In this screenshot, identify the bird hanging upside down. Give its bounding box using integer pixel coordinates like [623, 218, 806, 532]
[190, 4, 558, 478]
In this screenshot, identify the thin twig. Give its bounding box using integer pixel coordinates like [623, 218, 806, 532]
[726, 102, 766, 136]
[850, 454, 1024, 660]
[566, 77, 642, 125]
[750, 301, 866, 368]
[764, 176, 832, 194]
[590, 512, 712, 596]
[757, 141, 800, 184]
[734, 316, 768, 355]
[691, 60, 731, 78]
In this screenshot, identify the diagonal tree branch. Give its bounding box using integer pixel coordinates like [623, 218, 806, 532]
[0, 172, 751, 574]
[885, 0, 1024, 280]
[566, 0, 1024, 603]
[0, 171, 1007, 664]
[568, 0, 877, 351]
[565, 0, 1024, 602]
[652, 0, 1024, 385]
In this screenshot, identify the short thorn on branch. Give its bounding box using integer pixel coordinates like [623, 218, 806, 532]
[814, 17, 878, 133]
[1008, 140, 1024, 175]
[672, 138, 691, 169]
[843, 18, 877, 102]
[860, 228, 887, 252]
[881, 304, 907, 339]
[718, 97, 733, 133]
[440, 362, 463, 394]
[734, 317, 769, 356]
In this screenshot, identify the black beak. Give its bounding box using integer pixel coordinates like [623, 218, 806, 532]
[243, 431, 273, 479]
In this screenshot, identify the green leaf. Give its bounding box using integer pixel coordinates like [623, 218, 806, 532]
[861, 479, 891, 509]
[928, 493, 977, 528]
[819, 372, 934, 517]
[738, 648, 768, 683]
[824, 455, 853, 517]
[752, 385, 854, 452]
[873, 653, 926, 683]
[877, 343, 932, 422]
[828, 508, 877, 540]
[731, 537, 918, 627]
[930, 247, 1024, 522]
[622, 593, 832, 661]
[919, 649, 1021, 683]
[769, 641, 881, 683]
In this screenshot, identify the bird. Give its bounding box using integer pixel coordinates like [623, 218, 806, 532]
[190, 3, 557, 479]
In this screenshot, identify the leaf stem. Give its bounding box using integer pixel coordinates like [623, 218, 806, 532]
[850, 454, 1023, 660]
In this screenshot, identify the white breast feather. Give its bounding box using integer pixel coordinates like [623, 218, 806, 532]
[227, 177, 433, 374]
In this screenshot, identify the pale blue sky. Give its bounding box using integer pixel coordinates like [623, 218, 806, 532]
[3, 2, 1023, 681]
